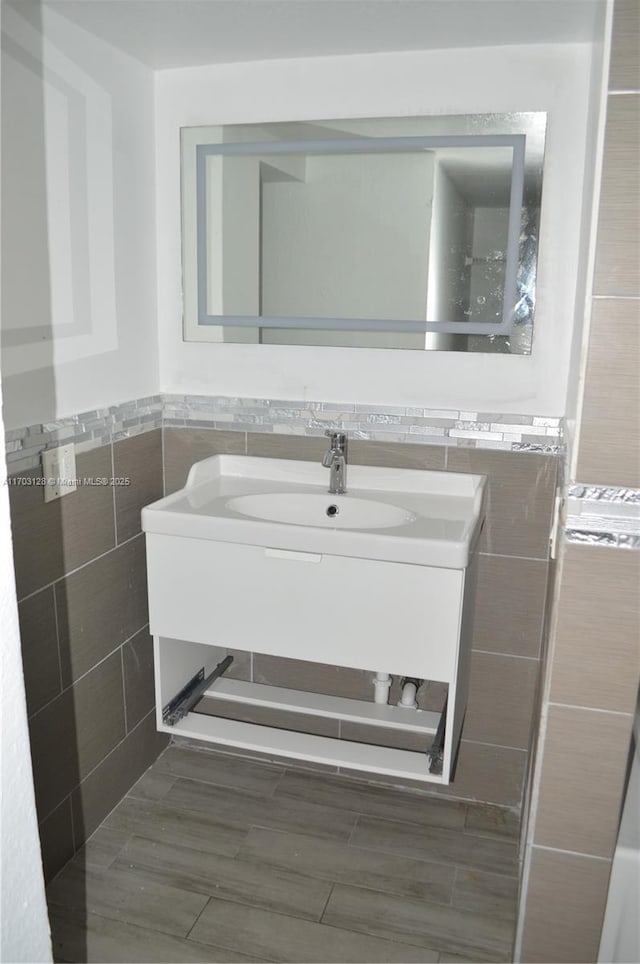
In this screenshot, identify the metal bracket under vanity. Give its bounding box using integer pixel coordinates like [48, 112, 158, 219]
[142, 454, 485, 785]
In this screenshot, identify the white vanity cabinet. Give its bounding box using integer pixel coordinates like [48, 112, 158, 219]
[142, 455, 485, 784]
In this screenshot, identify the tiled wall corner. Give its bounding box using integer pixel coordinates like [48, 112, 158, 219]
[9, 428, 167, 881]
[518, 4, 640, 959]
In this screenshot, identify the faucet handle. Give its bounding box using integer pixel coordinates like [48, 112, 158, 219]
[324, 430, 347, 450]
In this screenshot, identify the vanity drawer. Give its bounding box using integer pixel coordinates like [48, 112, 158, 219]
[146, 533, 464, 681]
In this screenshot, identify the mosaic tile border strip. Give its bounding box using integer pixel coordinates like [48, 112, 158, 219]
[4, 396, 163, 474]
[565, 530, 640, 550]
[163, 394, 564, 453]
[565, 484, 640, 549]
[568, 485, 640, 504]
[4, 393, 563, 474]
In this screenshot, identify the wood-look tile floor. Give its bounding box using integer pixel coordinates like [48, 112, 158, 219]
[48, 745, 520, 963]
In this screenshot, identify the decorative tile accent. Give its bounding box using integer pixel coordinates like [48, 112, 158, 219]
[4, 397, 163, 472]
[568, 485, 640, 504]
[4, 393, 563, 469]
[161, 394, 564, 453]
[565, 484, 640, 548]
[565, 530, 640, 550]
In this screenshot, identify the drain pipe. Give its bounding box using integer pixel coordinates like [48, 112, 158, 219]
[373, 673, 392, 704]
[398, 677, 422, 709]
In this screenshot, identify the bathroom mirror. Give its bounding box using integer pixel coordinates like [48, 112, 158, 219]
[181, 113, 546, 353]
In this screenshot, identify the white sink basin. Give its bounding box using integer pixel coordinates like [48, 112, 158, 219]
[142, 455, 486, 568]
[226, 493, 416, 530]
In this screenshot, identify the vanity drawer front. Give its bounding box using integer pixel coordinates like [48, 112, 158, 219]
[146, 534, 464, 681]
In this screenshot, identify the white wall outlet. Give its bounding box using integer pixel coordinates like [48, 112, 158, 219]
[42, 443, 77, 503]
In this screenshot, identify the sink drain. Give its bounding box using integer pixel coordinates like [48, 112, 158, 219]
[326, 504, 339, 518]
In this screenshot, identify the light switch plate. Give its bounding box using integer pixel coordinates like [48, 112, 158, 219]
[42, 443, 77, 502]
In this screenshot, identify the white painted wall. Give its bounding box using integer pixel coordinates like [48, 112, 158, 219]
[156, 42, 598, 415]
[1, 3, 159, 430]
[0, 371, 51, 963]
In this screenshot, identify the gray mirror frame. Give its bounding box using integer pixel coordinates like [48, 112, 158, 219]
[181, 114, 545, 347]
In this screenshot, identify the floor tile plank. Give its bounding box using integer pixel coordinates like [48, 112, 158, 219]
[239, 826, 455, 903]
[102, 795, 246, 857]
[274, 769, 466, 830]
[189, 898, 439, 963]
[127, 768, 178, 802]
[322, 883, 514, 961]
[47, 862, 208, 938]
[351, 814, 518, 876]
[73, 827, 131, 871]
[47, 745, 522, 964]
[50, 908, 265, 963]
[464, 803, 520, 841]
[164, 776, 358, 841]
[113, 835, 332, 921]
[452, 867, 519, 921]
[154, 745, 284, 796]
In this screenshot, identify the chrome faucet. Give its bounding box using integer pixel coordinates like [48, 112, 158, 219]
[322, 430, 348, 494]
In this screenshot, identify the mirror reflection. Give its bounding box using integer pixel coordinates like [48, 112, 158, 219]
[182, 113, 546, 353]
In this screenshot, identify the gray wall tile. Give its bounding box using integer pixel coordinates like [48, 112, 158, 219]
[447, 449, 557, 559]
[349, 439, 446, 470]
[473, 555, 548, 658]
[246, 432, 325, 462]
[521, 848, 612, 963]
[163, 427, 245, 495]
[9, 446, 116, 599]
[56, 535, 148, 686]
[575, 298, 640, 487]
[18, 586, 61, 716]
[550, 545, 640, 714]
[114, 429, 163, 543]
[123, 628, 155, 731]
[534, 705, 633, 858]
[462, 652, 539, 749]
[610, 0, 640, 90]
[253, 655, 373, 701]
[430, 741, 526, 809]
[38, 798, 75, 884]
[29, 651, 126, 820]
[592, 93, 640, 296]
